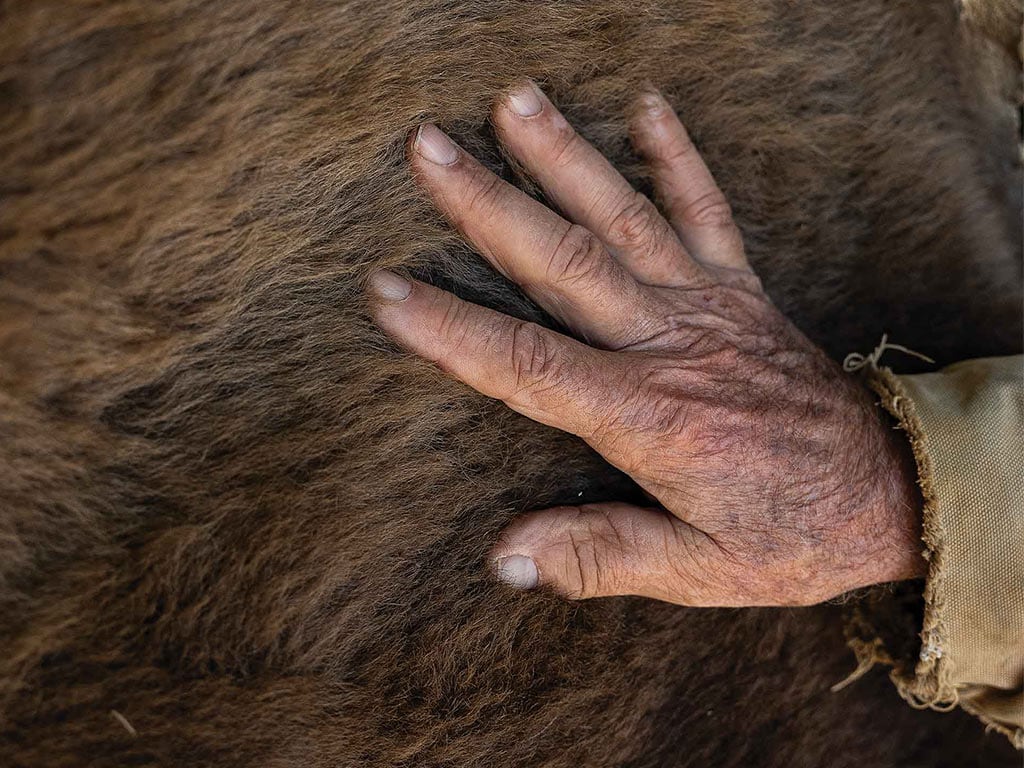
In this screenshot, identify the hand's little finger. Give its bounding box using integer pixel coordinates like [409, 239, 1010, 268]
[630, 92, 749, 272]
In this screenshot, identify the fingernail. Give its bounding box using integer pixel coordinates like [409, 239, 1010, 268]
[494, 555, 539, 589]
[414, 123, 460, 166]
[367, 270, 412, 302]
[639, 91, 666, 117]
[507, 82, 543, 117]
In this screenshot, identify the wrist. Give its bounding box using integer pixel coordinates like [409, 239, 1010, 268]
[885, 424, 928, 578]
[864, 392, 928, 585]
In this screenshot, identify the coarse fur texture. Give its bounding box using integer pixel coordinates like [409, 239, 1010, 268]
[0, 0, 1021, 765]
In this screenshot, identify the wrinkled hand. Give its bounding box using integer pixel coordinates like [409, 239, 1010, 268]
[368, 82, 924, 606]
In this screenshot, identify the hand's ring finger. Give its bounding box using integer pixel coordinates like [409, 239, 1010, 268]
[492, 82, 705, 287]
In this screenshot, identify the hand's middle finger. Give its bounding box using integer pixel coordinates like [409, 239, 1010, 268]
[409, 123, 653, 350]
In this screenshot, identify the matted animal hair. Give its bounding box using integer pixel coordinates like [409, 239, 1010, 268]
[0, 0, 1020, 765]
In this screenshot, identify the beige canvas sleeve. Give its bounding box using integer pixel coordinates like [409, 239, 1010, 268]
[846, 355, 1023, 747]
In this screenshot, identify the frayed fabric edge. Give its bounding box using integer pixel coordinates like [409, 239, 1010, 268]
[837, 364, 1023, 748]
[862, 365, 958, 708]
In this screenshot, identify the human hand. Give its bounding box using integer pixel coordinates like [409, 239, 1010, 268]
[367, 82, 924, 606]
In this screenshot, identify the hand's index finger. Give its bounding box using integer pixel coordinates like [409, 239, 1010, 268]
[367, 271, 625, 442]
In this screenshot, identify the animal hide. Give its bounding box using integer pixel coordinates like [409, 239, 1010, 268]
[0, 0, 1020, 765]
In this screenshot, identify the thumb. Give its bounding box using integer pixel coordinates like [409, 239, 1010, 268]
[490, 502, 709, 602]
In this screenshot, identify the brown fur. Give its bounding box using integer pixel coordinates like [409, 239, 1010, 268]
[0, 0, 1020, 765]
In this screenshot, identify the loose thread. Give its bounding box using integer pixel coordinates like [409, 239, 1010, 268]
[843, 333, 935, 373]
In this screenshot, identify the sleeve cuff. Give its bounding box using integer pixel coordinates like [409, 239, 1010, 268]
[841, 356, 1024, 748]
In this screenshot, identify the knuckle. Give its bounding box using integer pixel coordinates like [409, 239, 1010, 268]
[680, 190, 735, 228]
[549, 121, 583, 169]
[434, 294, 474, 349]
[547, 225, 607, 286]
[508, 320, 559, 392]
[657, 130, 698, 165]
[607, 192, 662, 249]
[565, 509, 623, 598]
[565, 529, 596, 598]
[730, 270, 763, 293]
[461, 168, 505, 218]
[664, 526, 734, 606]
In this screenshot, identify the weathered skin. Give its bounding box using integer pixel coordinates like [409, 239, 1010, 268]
[0, 0, 1020, 765]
